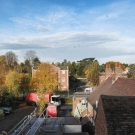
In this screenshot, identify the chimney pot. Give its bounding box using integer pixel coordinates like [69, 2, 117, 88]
[106, 64, 109, 69]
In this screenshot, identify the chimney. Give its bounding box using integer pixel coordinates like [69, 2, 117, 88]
[115, 62, 122, 79]
[105, 64, 112, 78]
[106, 64, 109, 69]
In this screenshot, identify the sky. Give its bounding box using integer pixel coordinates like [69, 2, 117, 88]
[0, 0, 135, 65]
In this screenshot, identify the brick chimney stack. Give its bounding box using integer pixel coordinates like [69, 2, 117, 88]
[105, 64, 112, 78]
[114, 62, 122, 79]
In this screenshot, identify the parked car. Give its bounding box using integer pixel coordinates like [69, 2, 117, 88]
[0, 106, 13, 114]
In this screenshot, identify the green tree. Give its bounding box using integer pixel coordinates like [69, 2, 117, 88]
[24, 60, 32, 75]
[19, 74, 30, 96]
[77, 58, 97, 77]
[99, 64, 105, 72]
[128, 64, 135, 78]
[33, 57, 41, 68]
[69, 62, 77, 76]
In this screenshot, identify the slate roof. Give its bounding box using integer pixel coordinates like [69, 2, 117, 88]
[95, 95, 135, 135]
[87, 77, 113, 105]
[81, 116, 95, 135]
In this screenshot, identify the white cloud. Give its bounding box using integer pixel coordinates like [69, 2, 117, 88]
[0, 32, 119, 49]
[98, 55, 135, 65]
[1, 0, 135, 64]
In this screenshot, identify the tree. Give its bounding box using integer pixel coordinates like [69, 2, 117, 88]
[77, 58, 97, 77]
[0, 56, 7, 88]
[5, 71, 20, 96]
[69, 62, 77, 76]
[85, 61, 99, 86]
[25, 50, 37, 66]
[128, 64, 135, 78]
[5, 51, 18, 69]
[33, 57, 41, 68]
[99, 64, 105, 72]
[20, 60, 32, 74]
[30, 63, 58, 94]
[18, 74, 30, 96]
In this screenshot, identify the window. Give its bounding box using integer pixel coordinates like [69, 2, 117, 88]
[52, 97, 60, 102]
[62, 77, 65, 82]
[62, 70, 65, 74]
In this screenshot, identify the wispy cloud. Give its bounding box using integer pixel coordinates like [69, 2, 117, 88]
[0, 32, 119, 49]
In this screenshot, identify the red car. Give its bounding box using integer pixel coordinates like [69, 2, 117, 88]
[46, 105, 58, 117]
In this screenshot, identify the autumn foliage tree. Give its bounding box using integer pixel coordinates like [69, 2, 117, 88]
[85, 61, 99, 86]
[0, 55, 7, 91]
[5, 71, 20, 97]
[30, 63, 58, 94]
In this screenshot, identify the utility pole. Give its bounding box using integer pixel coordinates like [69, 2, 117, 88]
[67, 66, 69, 97]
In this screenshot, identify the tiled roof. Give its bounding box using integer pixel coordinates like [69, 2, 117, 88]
[88, 77, 135, 106]
[87, 77, 113, 105]
[95, 95, 135, 135]
[104, 77, 135, 96]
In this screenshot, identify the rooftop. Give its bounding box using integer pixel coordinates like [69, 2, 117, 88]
[95, 95, 135, 135]
[87, 77, 112, 105]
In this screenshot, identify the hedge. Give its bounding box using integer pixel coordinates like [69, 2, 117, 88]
[61, 97, 72, 104]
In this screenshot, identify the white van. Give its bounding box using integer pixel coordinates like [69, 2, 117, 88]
[84, 87, 93, 92]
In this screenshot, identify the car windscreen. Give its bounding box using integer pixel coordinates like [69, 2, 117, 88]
[52, 97, 60, 102]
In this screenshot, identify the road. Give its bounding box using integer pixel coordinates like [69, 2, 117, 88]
[0, 104, 73, 134]
[58, 105, 72, 117]
[0, 106, 36, 133]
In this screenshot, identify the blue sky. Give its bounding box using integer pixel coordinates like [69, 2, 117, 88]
[0, 0, 135, 64]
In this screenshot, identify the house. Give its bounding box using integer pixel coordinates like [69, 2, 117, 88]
[95, 95, 135, 135]
[99, 62, 128, 84]
[72, 75, 135, 134]
[87, 77, 135, 118]
[32, 65, 69, 91]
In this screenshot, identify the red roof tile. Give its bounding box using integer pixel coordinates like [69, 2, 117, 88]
[105, 77, 135, 96]
[87, 77, 113, 105]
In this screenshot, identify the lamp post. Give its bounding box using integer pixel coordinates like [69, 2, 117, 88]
[67, 66, 69, 97]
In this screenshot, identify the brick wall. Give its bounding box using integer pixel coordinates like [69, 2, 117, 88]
[99, 74, 106, 85]
[105, 64, 112, 78]
[114, 62, 122, 79]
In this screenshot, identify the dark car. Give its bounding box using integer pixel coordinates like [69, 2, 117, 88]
[0, 107, 13, 114]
